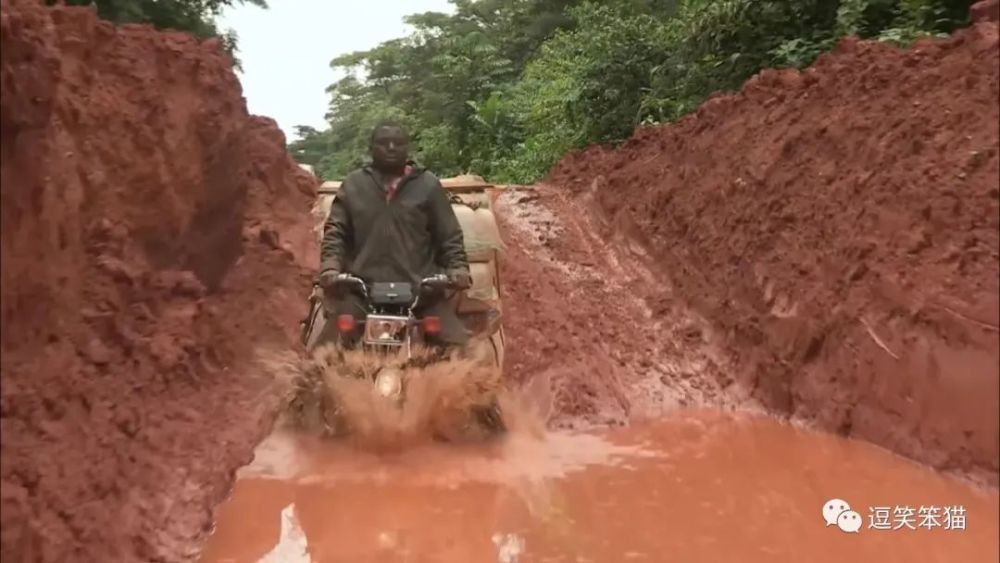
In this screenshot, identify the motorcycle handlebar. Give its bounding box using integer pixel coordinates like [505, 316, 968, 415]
[419, 274, 451, 289]
[334, 273, 365, 287]
[326, 273, 454, 313]
[329, 273, 368, 299]
[332, 273, 453, 291]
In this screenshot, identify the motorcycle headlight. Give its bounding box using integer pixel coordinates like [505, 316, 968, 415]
[364, 317, 408, 344]
[374, 368, 403, 399]
[374, 321, 394, 340]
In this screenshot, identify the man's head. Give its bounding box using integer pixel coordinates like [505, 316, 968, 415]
[369, 121, 410, 172]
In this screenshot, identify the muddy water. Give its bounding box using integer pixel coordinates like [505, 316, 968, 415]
[200, 410, 997, 563]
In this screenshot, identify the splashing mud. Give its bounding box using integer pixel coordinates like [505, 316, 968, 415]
[280, 344, 513, 451]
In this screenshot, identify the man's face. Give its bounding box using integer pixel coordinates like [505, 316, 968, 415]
[370, 127, 410, 170]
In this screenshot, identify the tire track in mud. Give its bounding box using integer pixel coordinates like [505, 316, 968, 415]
[496, 184, 750, 428]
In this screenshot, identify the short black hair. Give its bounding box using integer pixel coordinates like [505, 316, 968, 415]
[369, 120, 408, 144]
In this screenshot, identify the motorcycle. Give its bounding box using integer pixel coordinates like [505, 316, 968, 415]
[326, 272, 456, 401]
[301, 272, 506, 436]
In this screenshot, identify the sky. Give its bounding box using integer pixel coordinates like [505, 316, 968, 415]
[218, 0, 455, 142]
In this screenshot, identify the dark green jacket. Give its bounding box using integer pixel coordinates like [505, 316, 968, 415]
[319, 164, 469, 286]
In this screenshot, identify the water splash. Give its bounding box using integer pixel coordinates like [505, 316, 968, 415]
[491, 533, 526, 562]
[258, 504, 310, 563]
[281, 343, 507, 451]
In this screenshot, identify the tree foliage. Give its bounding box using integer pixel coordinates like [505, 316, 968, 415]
[51, 0, 268, 66]
[291, 0, 973, 182]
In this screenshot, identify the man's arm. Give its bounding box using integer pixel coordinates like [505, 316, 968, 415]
[427, 179, 469, 275]
[319, 187, 352, 274]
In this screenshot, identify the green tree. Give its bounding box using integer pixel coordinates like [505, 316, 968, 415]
[290, 0, 974, 183]
[51, 0, 268, 66]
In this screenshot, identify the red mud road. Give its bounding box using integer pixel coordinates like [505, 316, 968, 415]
[1, 0, 999, 561]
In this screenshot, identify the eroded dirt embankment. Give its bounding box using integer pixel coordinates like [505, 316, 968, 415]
[0, 1, 317, 561]
[544, 12, 999, 482]
[496, 185, 747, 429]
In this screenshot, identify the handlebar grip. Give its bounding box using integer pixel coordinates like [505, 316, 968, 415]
[421, 275, 451, 288]
[328, 274, 366, 294]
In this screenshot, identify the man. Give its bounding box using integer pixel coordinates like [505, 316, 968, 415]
[316, 121, 472, 349]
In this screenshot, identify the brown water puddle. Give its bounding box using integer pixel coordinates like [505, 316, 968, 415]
[200, 410, 997, 562]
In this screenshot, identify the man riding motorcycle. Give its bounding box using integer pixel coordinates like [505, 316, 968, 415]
[315, 121, 473, 351]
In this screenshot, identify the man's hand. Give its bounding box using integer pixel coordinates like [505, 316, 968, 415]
[448, 269, 472, 290]
[318, 269, 340, 290]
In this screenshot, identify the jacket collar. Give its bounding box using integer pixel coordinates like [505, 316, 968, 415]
[364, 160, 423, 178]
